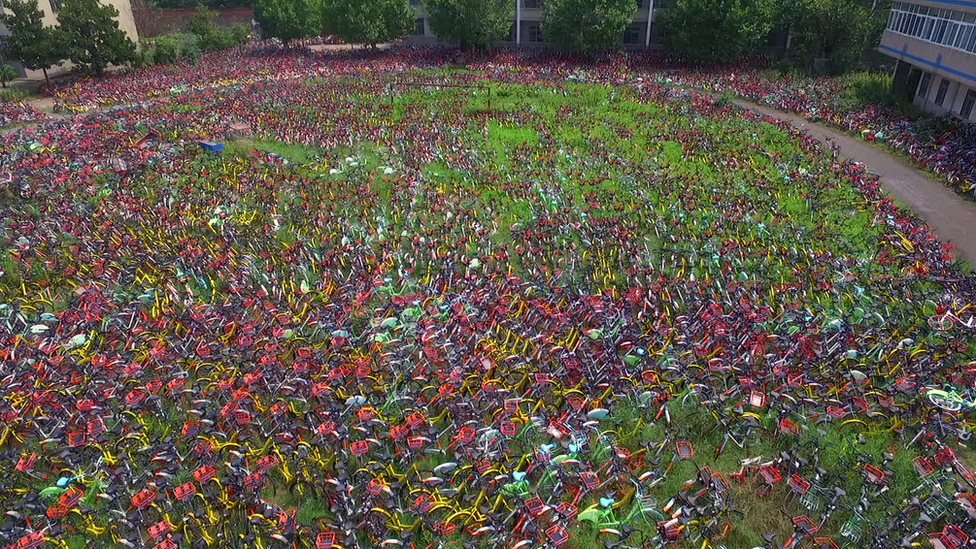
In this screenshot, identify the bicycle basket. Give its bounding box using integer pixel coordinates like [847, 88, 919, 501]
[922, 494, 950, 519]
[799, 491, 822, 511]
[788, 473, 811, 494]
[839, 515, 863, 543]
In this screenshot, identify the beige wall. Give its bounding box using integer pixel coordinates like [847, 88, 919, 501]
[1, 0, 139, 80]
[880, 30, 976, 84]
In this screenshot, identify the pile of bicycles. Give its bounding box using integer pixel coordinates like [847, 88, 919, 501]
[0, 101, 45, 130]
[1, 49, 976, 549]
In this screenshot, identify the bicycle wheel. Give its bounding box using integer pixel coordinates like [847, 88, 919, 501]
[928, 315, 952, 331]
[928, 392, 962, 412]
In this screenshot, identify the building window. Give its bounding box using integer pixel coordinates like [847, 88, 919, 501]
[523, 0, 542, 8]
[918, 72, 932, 99]
[624, 25, 641, 44]
[935, 78, 950, 106]
[889, 3, 976, 55]
[410, 0, 419, 5]
[635, 0, 646, 8]
[962, 89, 976, 119]
[508, 23, 517, 42]
[528, 24, 543, 43]
[414, 18, 424, 35]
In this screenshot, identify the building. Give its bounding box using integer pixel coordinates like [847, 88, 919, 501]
[882, 0, 976, 122]
[0, 0, 140, 79]
[407, 0, 670, 49]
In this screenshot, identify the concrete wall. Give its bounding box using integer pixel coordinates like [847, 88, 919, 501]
[880, 30, 976, 87]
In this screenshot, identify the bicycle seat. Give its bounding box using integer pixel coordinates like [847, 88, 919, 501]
[763, 533, 778, 543]
[599, 497, 615, 508]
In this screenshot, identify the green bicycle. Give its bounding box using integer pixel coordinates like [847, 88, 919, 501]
[925, 384, 976, 412]
[578, 481, 664, 533]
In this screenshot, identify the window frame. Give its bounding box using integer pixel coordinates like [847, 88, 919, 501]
[918, 72, 933, 99]
[961, 89, 976, 119]
[935, 78, 951, 107]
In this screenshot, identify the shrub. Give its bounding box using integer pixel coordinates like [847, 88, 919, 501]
[134, 41, 156, 67]
[186, 4, 219, 38]
[0, 64, 17, 88]
[150, 31, 203, 65]
[200, 27, 233, 51]
[153, 33, 183, 64]
[837, 71, 895, 111]
[229, 23, 250, 45]
[0, 87, 30, 102]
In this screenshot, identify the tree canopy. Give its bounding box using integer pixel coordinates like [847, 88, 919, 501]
[254, 0, 323, 44]
[542, 0, 638, 52]
[323, 0, 414, 47]
[0, 0, 64, 86]
[423, 0, 514, 48]
[57, 0, 137, 76]
[661, 0, 776, 62]
[782, 0, 890, 73]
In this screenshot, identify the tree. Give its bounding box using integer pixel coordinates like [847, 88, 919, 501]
[0, 0, 65, 88]
[0, 65, 17, 88]
[254, 0, 323, 44]
[423, 0, 513, 48]
[542, 0, 637, 51]
[58, 0, 137, 76]
[661, 0, 776, 62]
[186, 4, 233, 50]
[783, 0, 890, 73]
[324, 0, 413, 48]
[186, 4, 220, 37]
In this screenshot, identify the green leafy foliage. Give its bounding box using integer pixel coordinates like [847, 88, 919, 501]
[422, 0, 514, 48]
[661, 0, 776, 62]
[254, 0, 323, 44]
[542, 0, 638, 51]
[229, 23, 252, 45]
[186, 4, 221, 37]
[0, 87, 31, 102]
[57, 0, 137, 76]
[182, 4, 247, 50]
[0, 65, 17, 88]
[153, 31, 204, 64]
[323, 0, 413, 47]
[782, 0, 891, 74]
[0, 0, 65, 85]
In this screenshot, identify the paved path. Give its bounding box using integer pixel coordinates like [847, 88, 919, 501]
[736, 100, 976, 267]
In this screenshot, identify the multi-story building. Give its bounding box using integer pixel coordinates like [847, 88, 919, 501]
[0, 0, 140, 79]
[882, 0, 976, 122]
[407, 0, 670, 49]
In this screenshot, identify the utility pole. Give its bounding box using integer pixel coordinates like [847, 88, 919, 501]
[516, 0, 521, 45]
[644, 0, 655, 48]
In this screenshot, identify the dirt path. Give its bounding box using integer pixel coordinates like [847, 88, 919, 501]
[736, 100, 976, 267]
